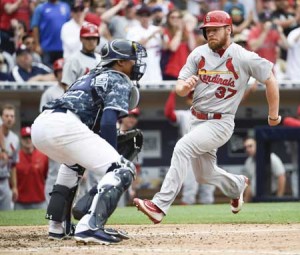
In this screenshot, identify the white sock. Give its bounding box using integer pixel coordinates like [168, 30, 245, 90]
[49, 220, 64, 234]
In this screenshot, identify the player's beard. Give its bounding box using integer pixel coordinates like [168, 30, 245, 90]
[208, 30, 227, 51]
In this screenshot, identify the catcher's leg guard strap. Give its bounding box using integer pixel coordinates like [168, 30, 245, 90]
[88, 163, 135, 228]
[46, 184, 77, 222]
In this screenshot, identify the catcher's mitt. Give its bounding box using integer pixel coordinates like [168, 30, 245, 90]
[117, 129, 143, 161]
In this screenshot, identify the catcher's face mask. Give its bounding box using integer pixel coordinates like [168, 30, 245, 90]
[131, 41, 147, 81]
[100, 39, 147, 81]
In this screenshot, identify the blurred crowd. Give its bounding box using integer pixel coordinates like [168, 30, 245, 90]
[0, 0, 300, 83]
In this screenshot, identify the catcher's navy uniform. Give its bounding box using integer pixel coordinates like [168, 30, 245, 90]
[31, 39, 147, 244]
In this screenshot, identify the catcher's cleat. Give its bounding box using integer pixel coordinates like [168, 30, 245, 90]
[104, 228, 130, 240]
[48, 232, 66, 240]
[231, 176, 249, 214]
[48, 222, 76, 240]
[74, 229, 122, 245]
[133, 198, 164, 224]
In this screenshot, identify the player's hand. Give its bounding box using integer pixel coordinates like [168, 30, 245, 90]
[185, 75, 199, 91]
[268, 115, 282, 126]
[12, 187, 18, 202]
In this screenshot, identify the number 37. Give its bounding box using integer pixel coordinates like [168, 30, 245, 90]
[215, 86, 237, 100]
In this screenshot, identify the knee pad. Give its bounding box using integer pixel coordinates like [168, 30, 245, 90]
[88, 163, 135, 228]
[107, 156, 136, 178]
[46, 184, 77, 222]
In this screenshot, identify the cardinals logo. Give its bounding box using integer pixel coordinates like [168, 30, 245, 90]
[225, 58, 239, 80]
[197, 56, 239, 87]
[198, 56, 206, 70]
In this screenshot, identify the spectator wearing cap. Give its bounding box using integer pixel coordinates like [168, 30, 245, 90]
[248, 12, 288, 64]
[31, 0, 71, 67]
[101, 0, 139, 39]
[22, 34, 42, 64]
[40, 58, 66, 112]
[61, 22, 101, 88]
[224, 0, 245, 19]
[15, 126, 48, 210]
[151, 5, 164, 26]
[126, 4, 164, 83]
[61, 3, 85, 59]
[9, 45, 55, 82]
[228, 6, 254, 35]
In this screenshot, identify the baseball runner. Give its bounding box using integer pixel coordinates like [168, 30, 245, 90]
[61, 22, 101, 88]
[165, 91, 215, 205]
[134, 10, 282, 224]
[31, 39, 147, 244]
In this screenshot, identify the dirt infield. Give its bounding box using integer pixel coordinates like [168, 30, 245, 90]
[1, 224, 300, 255]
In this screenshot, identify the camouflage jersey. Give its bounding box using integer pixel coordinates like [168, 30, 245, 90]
[43, 67, 135, 130]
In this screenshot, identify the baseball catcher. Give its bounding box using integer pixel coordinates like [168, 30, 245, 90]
[31, 39, 147, 244]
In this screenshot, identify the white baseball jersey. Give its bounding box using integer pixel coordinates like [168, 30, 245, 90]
[179, 43, 273, 114]
[61, 51, 101, 87]
[39, 84, 65, 112]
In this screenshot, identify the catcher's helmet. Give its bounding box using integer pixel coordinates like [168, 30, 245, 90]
[100, 39, 147, 81]
[53, 58, 64, 72]
[199, 10, 232, 39]
[80, 22, 99, 38]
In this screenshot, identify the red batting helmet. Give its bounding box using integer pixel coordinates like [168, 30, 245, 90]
[53, 58, 64, 72]
[199, 10, 232, 39]
[80, 22, 99, 38]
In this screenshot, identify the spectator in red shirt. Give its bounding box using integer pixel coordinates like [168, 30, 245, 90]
[248, 12, 288, 64]
[15, 126, 48, 210]
[161, 10, 196, 80]
[0, 0, 31, 54]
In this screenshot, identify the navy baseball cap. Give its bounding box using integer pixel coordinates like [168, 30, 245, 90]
[16, 44, 30, 56]
[136, 5, 151, 17]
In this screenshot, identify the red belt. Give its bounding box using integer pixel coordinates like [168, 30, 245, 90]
[191, 108, 222, 120]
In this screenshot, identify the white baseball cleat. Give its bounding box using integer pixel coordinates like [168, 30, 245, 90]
[133, 198, 164, 224]
[231, 176, 249, 214]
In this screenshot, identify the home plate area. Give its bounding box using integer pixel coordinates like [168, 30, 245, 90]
[1, 224, 300, 255]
